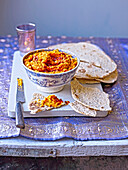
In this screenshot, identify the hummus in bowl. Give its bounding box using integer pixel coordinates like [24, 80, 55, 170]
[22, 49, 80, 93]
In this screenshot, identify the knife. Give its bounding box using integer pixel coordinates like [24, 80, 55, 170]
[15, 78, 25, 129]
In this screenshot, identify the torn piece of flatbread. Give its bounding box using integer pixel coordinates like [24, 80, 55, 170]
[28, 93, 53, 114]
[28, 93, 66, 114]
[49, 42, 117, 78]
[71, 78, 112, 111]
[69, 101, 97, 117]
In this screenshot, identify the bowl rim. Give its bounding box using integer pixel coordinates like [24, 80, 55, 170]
[22, 48, 80, 76]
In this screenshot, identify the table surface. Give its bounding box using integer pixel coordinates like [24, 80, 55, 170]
[0, 35, 128, 157]
[0, 136, 128, 157]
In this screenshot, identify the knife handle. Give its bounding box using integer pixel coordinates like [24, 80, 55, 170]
[16, 102, 25, 129]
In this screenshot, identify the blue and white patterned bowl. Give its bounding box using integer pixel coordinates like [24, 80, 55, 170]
[22, 48, 80, 93]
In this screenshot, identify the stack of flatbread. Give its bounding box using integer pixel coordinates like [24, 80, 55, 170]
[49, 42, 118, 84]
[48, 42, 117, 116]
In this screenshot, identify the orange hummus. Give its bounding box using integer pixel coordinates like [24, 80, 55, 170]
[23, 49, 77, 73]
[30, 94, 69, 109]
[40, 95, 69, 108]
[17, 78, 23, 87]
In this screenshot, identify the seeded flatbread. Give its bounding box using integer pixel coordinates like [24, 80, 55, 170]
[71, 78, 111, 111]
[49, 42, 117, 78]
[69, 101, 97, 117]
[28, 93, 66, 114]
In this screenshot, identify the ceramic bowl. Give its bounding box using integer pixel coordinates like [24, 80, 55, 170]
[22, 48, 80, 93]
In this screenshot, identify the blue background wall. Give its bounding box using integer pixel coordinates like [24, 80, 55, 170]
[0, 0, 128, 37]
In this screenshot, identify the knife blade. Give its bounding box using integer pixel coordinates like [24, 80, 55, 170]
[15, 78, 25, 129]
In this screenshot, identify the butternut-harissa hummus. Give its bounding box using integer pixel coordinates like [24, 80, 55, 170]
[23, 49, 77, 73]
[37, 95, 69, 108]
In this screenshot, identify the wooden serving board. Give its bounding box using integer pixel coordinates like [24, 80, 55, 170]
[8, 51, 108, 118]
